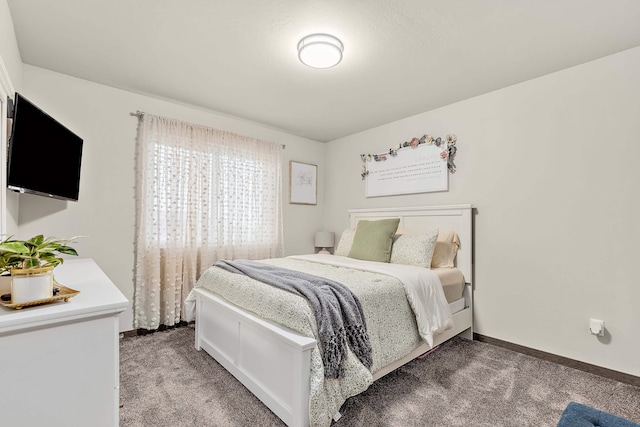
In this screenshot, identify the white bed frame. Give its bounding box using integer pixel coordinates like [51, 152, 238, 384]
[193, 204, 473, 427]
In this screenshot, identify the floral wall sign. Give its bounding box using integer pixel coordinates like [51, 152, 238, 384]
[361, 133, 458, 197]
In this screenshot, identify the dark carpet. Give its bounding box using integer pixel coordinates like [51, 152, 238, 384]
[119, 325, 640, 426]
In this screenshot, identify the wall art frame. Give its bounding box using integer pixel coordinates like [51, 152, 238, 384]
[361, 133, 458, 198]
[289, 161, 317, 205]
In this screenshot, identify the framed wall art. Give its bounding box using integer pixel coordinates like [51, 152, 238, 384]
[361, 133, 458, 197]
[289, 161, 317, 205]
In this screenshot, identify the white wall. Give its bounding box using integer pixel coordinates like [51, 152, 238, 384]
[325, 46, 640, 377]
[0, 0, 21, 89]
[0, 0, 22, 235]
[17, 65, 325, 331]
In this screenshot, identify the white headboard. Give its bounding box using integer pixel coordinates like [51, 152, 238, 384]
[348, 204, 473, 284]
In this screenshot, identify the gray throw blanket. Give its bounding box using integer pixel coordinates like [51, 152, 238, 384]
[215, 259, 372, 379]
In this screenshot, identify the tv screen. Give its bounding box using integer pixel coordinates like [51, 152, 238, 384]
[7, 93, 83, 201]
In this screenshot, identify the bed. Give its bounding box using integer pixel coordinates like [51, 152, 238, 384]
[185, 204, 473, 427]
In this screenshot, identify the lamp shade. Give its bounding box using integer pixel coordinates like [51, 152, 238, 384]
[314, 231, 335, 248]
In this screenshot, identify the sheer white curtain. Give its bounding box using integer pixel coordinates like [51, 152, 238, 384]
[134, 114, 283, 329]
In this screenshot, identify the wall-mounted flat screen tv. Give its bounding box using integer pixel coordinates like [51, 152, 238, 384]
[7, 93, 83, 201]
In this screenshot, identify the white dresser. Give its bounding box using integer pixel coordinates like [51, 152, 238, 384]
[0, 258, 129, 427]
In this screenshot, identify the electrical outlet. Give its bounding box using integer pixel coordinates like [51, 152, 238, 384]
[589, 318, 604, 337]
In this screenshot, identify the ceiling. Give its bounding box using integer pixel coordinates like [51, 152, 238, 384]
[7, 0, 640, 142]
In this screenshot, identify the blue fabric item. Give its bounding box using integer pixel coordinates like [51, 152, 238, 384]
[557, 402, 640, 427]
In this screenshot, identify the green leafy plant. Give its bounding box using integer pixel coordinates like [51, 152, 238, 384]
[0, 235, 79, 275]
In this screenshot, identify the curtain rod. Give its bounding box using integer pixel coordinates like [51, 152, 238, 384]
[129, 110, 285, 149]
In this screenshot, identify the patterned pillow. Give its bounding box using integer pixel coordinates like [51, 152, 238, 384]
[334, 229, 356, 256]
[348, 218, 400, 263]
[390, 229, 439, 268]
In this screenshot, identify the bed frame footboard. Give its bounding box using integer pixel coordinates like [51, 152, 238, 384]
[194, 288, 316, 427]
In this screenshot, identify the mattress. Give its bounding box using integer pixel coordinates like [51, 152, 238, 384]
[433, 267, 465, 303]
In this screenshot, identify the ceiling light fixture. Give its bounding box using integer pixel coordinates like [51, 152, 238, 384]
[297, 34, 343, 69]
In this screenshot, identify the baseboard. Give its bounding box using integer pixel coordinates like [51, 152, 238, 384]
[120, 321, 192, 340]
[474, 333, 640, 388]
[120, 330, 138, 339]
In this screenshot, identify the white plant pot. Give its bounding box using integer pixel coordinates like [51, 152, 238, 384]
[10, 267, 54, 304]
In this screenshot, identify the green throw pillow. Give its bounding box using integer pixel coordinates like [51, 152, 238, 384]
[348, 218, 400, 263]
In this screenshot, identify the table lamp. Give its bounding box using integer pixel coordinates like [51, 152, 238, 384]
[314, 231, 335, 255]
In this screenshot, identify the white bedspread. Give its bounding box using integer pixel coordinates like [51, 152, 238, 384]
[184, 254, 453, 427]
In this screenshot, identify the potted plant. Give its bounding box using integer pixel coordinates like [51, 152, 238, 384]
[0, 235, 79, 304]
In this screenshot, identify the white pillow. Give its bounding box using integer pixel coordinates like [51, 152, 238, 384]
[390, 229, 439, 268]
[334, 229, 356, 256]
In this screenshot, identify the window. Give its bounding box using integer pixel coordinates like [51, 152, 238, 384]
[134, 113, 283, 329]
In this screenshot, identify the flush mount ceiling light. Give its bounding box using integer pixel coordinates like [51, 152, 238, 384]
[297, 34, 343, 69]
